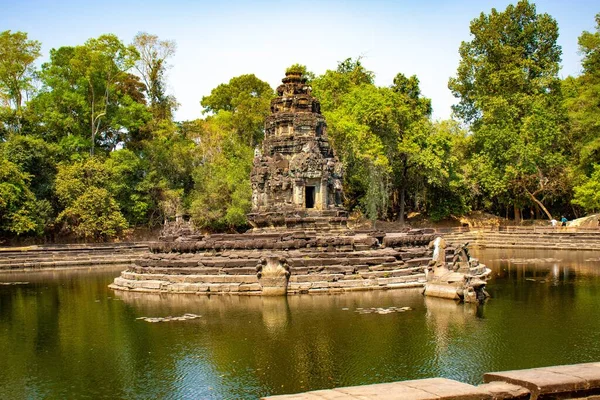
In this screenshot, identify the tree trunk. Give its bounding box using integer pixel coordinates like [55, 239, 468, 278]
[399, 186, 405, 226]
[514, 205, 521, 223]
[526, 190, 552, 220]
[398, 156, 408, 226]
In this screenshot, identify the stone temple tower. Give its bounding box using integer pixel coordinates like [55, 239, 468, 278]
[247, 70, 348, 230]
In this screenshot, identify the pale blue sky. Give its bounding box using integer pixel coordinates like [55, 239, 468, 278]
[1, 0, 598, 121]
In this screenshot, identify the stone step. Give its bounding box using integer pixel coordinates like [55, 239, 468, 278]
[0, 253, 143, 265]
[0, 258, 137, 270]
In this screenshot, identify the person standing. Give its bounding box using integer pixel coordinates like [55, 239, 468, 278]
[561, 216, 568, 227]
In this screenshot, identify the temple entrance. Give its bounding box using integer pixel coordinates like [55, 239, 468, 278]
[305, 186, 315, 208]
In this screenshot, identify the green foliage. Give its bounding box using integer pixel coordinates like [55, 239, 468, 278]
[189, 115, 253, 231]
[284, 64, 315, 83]
[35, 34, 150, 155]
[565, 13, 600, 214]
[0, 30, 41, 111]
[579, 13, 600, 75]
[285, 64, 305, 75]
[313, 58, 456, 222]
[2, 134, 58, 200]
[57, 186, 128, 240]
[420, 120, 471, 221]
[573, 164, 600, 213]
[55, 157, 128, 239]
[132, 32, 177, 121]
[0, 158, 40, 235]
[312, 58, 374, 111]
[138, 120, 196, 224]
[105, 149, 152, 226]
[448, 0, 567, 219]
[200, 74, 273, 146]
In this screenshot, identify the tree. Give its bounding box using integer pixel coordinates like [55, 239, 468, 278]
[563, 14, 600, 176]
[0, 31, 41, 111]
[2, 134, 58, 200]
[313, 60, 435, 224]
[0, 31, 41, 136]
[132, 32, 177, 121]
[105, 149, 152, 226]
[36, 34, 149, 155]
[55, 157, 128, 239]
[448, 0, 566, 220]
[0, 158, 40, 235]
[418, 120, 472, 221]
[201, 74, 273, 146]
[312, 58, 374, 112]
[572, 164, 600, 213]
[57, 186, 128, 240]
[563, 13, 600, 215]
[579, 13, 600, 75]
[189, 113, 253, 231]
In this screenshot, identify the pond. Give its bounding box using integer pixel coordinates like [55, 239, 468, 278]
[1, 249, 599, 399]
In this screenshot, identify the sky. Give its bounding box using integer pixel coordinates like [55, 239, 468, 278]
[1, 0, 598, 122]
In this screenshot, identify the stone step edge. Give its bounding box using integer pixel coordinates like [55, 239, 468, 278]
[0, 258, 136, 270]
[263, 361, 600, 399]
[110, 275, 426, 294]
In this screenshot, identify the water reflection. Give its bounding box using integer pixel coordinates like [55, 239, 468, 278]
[0, 249, 599, 399]
[425, 297, 481, 350]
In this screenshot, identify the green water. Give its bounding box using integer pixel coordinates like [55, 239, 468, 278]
[1, 249, 599, 399]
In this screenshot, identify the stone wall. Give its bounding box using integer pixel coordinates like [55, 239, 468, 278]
[264, 362, 600, 399]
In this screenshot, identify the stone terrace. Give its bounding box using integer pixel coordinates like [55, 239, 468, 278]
[443, 228, 600, 251]
[110, 230, 438, 295]
[0, 243, 147, 271]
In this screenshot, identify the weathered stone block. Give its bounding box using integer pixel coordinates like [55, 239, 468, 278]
[483, 363, 600, 398]
[239, 283, 262, 292]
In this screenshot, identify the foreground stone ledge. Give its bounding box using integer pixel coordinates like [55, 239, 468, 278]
[484, 362, 600, 399]
[263, 362, 600, 399]
[264, 378, 493, 399]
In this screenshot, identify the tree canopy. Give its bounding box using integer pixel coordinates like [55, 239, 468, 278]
[448, 0, 567, 220]
[2, 6, 600, 242]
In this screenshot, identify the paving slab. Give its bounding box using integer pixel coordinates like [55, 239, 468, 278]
[477, 381, 530, 399]
[484, 362, 600, 398]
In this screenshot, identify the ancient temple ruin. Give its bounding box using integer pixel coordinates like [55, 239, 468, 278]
[109, 69, 447, 297]
[247, 71, 347, 230]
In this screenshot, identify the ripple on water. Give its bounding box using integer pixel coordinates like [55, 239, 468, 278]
[0, 251, 600, 398]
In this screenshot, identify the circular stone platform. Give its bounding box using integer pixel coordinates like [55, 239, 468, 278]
[109, 229, 436, 295]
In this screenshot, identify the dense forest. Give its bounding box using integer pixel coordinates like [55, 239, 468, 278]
[1, 1, 599, 241]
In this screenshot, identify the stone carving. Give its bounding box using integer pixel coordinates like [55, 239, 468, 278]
[247, 71, 347, 230]
[424, 237, 491, 303]
[256, 256, 290, 296]
[430, 237, 447, 268]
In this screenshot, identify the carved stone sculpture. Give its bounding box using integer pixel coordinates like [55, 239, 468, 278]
[256, 256, 290, 296]
[424, 237, 491, 303]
